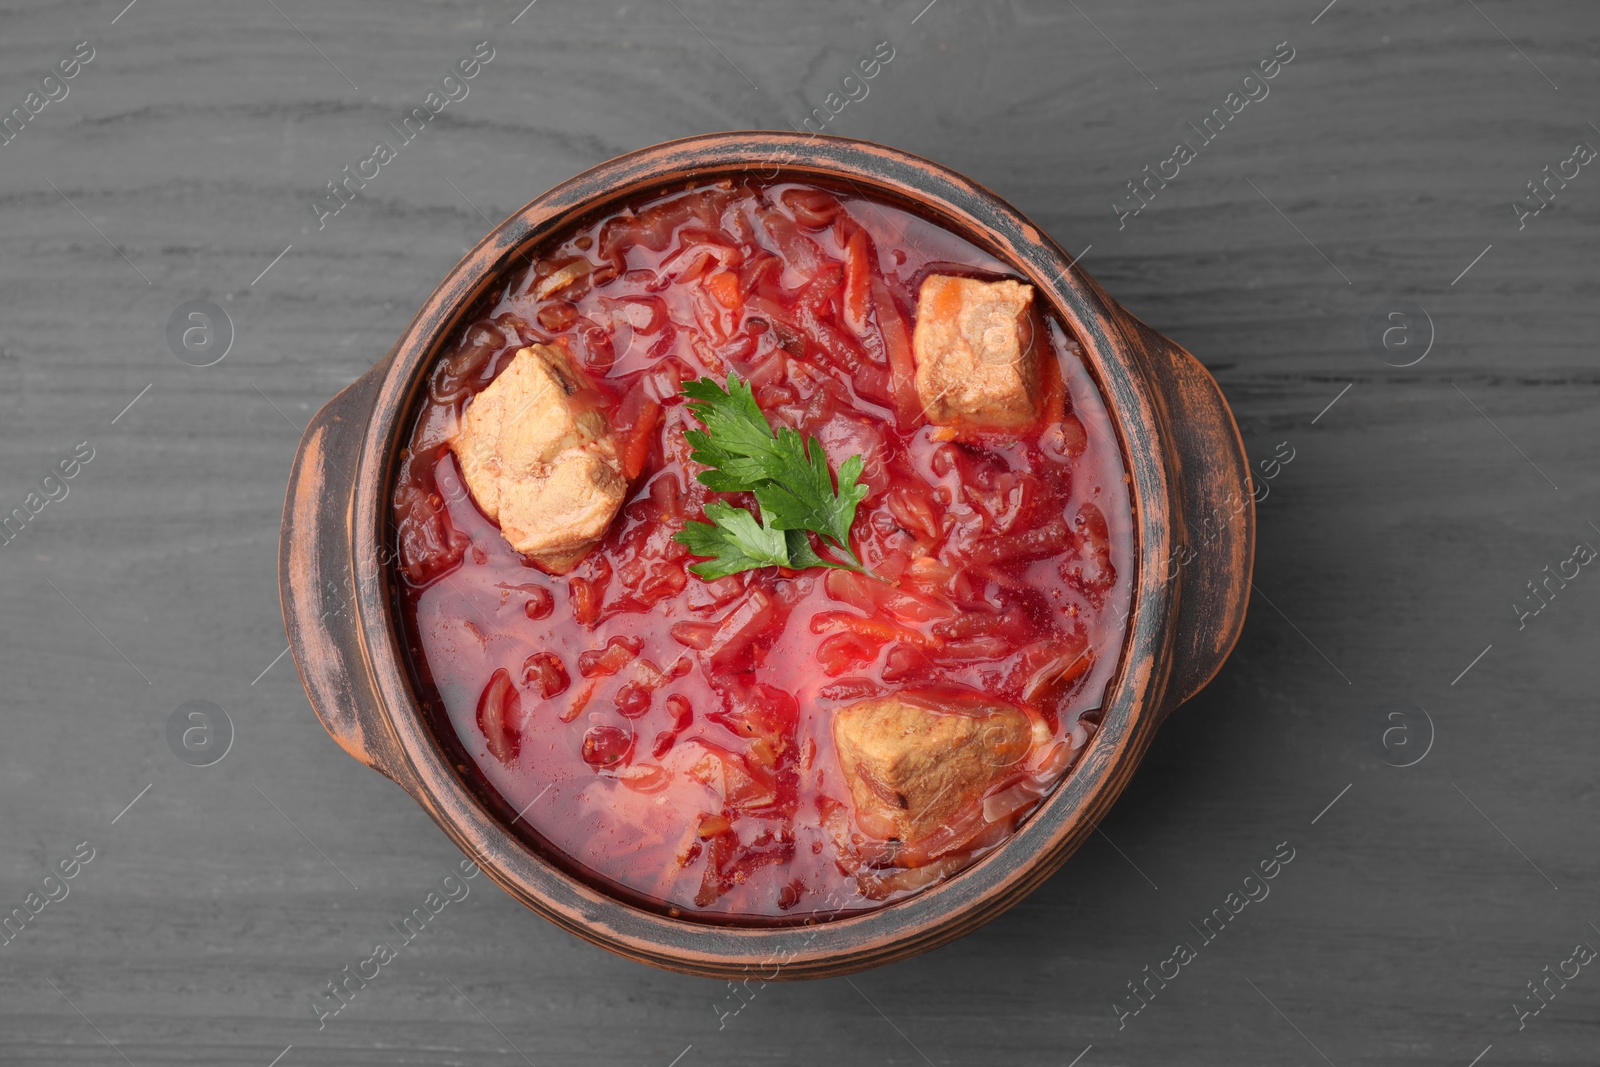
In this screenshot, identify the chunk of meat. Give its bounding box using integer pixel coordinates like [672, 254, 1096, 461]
[449, 345, 626, 573]
[912, 275, 1040, 429]
[831, 693, 1033, 844]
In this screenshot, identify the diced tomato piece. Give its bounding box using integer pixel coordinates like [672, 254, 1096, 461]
[521, 651, 570, 698]
[681, 572, 742, 614]
[581, 724, 632, 769]
[569, 577, 602, 625]
[569, 557, 612, 626]
[615, 681, 653, 718]
[578, 635, 643, 678]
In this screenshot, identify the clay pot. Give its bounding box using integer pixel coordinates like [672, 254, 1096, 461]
[279, 132, 1253, 979]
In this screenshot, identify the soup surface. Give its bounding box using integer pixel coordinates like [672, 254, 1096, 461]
[391, 177, 1133, 921]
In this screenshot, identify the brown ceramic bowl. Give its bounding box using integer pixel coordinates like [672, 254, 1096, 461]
[279, 131, 1253, 979]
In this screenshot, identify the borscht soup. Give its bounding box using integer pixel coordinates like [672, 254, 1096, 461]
[390, 176, 1134, 922]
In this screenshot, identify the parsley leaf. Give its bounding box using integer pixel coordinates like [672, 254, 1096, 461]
[754, 446, 868, 554]
[783, 528, 849, 572]
[680, 376, 787, 492]
[673, 374, 869, 577]
[676, 502, 793, 580]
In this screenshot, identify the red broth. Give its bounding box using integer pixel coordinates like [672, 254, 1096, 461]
[391, 178, 1134, 922]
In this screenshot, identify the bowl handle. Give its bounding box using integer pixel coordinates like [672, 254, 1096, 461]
[1126, 318, 1255, 717]
[278, 362, 408, 783]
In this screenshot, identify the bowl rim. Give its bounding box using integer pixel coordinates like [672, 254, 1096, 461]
[346, 131, 1181, 977]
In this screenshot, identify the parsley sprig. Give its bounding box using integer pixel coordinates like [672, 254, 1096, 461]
[673, 375, 869, 579]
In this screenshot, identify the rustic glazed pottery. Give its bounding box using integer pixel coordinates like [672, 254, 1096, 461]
[278, 132, 1254, 979]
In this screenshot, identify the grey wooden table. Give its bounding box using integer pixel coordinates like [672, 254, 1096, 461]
[2, 0, 1597, 1063]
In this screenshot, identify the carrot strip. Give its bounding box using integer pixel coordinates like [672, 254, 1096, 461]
[843, 228, 872, 335]
[705, 269, 742, 310]
[620, 398, 662, 480]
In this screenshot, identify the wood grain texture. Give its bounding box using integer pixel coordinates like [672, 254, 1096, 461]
[1, 0, 1597, 1064]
